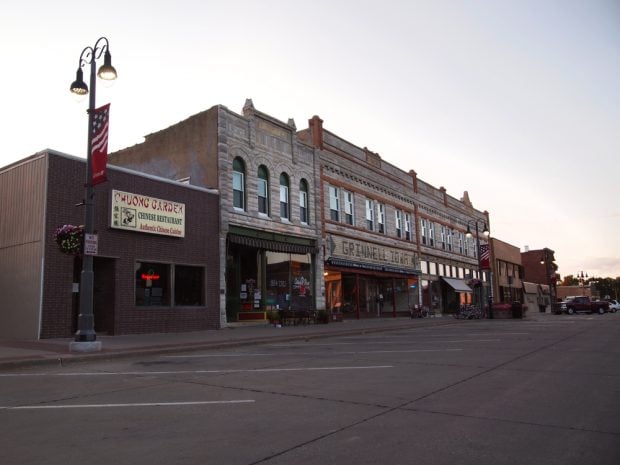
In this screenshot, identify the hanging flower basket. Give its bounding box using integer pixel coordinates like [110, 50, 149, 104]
[466, 278, 482, 288]
[54, 224, 84, 255]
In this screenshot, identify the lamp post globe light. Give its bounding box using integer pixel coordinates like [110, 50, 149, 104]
[576, 271, 588, 295]
[69, 37, 117, 352]
[465, 219, 491, 318]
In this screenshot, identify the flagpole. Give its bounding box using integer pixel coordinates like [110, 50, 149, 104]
[69, 37, 117, 352]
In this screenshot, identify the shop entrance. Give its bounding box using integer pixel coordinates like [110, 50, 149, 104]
[326, 270, 419, 319]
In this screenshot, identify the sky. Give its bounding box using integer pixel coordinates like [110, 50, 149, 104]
[1, 0, 619, 279]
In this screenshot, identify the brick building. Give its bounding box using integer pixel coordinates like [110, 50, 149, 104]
[299, 116, 491, 316]
[0, 150, 220, 339]
[522, 247, 558, 303]
[490, 238, 523, 304]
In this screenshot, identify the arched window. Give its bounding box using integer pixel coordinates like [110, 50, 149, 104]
[279, 173, 290, 220]
[299, 179, 309, 224]
[257, 165, 269, 215]
[233, 157, 246, 210]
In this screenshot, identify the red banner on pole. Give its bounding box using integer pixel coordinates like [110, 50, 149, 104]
[479, 244, 491, 270]
[91, 103, 110, 186]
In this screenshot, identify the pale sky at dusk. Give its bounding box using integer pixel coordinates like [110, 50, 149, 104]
[1, 0, 619, 278]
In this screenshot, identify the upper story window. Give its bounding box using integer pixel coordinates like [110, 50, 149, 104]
[446, 228, 453, 251]
[421, 219, 428, 245]
[233, 157, 246, 210]
[299, 179, 309, 224]
[458, 232, 465, 254]
[329, 186, 340, 221]
[395, 210, 403, 238]
[365, 199, 375, 231]
[428, 222, 436, 247]
[377, 203, 386, 234]
[405, 213, 412, 241]
[279, 173, 290, 220]
[257, 165, 269, 215]
[344, 191, 354, 226]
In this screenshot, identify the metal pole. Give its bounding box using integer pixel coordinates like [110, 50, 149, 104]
[74, 57, 97, 343]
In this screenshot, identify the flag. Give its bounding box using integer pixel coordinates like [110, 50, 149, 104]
[479, 244, 491, 270]
[91, 103, 110, 186]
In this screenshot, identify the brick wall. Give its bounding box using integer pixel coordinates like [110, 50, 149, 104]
[41, 152, 220, 338]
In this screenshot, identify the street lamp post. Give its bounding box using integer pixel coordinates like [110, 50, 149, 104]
[466, 219, 491, 318]
[576, 271, 588, 296]
[69, 37, 117, 352]
[539, 249, 556, 311]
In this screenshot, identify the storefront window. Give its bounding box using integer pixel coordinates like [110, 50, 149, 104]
[174, 265, 204, 306]
[136, 262, 170, 306]
[265, 251, 313, 311]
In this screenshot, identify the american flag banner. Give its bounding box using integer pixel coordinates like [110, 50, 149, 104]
[91, 103, 110, 186]
[479, 243, 491, 270]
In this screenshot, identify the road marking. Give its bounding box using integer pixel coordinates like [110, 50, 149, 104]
[270, 339, 499, 347]
[1, 400, 255, 410]
[164, 348, 462, 358]
[0, 365, 393, 378]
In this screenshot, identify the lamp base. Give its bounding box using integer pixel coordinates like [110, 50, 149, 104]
[69, 341, 102, 353]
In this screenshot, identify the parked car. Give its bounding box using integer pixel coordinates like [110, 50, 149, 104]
[608, 299, 619, 313]
[560, 296, 609, 315]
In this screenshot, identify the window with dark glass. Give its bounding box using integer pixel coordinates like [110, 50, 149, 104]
[279, 173, 290, 220]
[233, 157, 246, 210]
[299, 179, 309, 224]
[135, 262, 171, 306]
[174, 265, 204, 306]
[258, 165, 269, 215]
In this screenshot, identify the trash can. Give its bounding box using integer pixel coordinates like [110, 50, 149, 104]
[512, 301, 523, 319]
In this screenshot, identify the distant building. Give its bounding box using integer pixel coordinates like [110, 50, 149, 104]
[521, 247, 558, 303]
[490, 238, 523, 304]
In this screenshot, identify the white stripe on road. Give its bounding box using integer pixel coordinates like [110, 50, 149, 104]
[0, 365, 393, 378]
[164, 349, 462, 358]
[2, 400, 254, 410]
[269, 339, 499, 347]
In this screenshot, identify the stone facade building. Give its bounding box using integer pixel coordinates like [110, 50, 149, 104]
[110, 100, 322, 325]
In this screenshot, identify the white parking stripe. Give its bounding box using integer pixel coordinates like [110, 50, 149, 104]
[2, 400, 254, 410]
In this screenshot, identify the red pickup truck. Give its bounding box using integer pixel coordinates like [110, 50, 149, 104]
[560, 296, 609, 315]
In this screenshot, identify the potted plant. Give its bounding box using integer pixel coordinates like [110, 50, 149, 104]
[53, 224, 84, 255]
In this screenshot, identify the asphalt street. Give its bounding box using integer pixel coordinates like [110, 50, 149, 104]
[1, 314, 619, 465]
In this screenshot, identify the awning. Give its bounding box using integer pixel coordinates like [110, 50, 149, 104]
[442, 277, 473, 293]
[326, 257, 419, 276]
[523, 282, 539, 294]
[228, 233, 317, 255]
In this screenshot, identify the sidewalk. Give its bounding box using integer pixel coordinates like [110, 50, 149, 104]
[0, 316, 459, 370]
